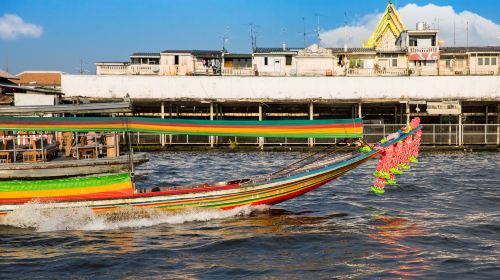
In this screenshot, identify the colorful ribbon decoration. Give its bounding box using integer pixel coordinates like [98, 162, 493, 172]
[371, 118, 422, 194]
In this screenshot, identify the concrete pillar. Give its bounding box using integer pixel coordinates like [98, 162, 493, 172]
[210, 102, 214, 148]
[160, 102, 165, 147]
[357, 102, 362, 119]
[309, 102, 314, 147]
[497, 104, 499, 146]
[405, 102, 410, 124]
[485, 105, 489, 145]
[258, 104, 264, 149]
[394, 106, 398, 124]
[485, 105, 489, 124]
[458, 113, 463, 146]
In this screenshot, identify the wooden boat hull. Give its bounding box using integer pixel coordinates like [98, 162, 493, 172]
[0, 127, 422, 219]
[0, 151, 378, 218]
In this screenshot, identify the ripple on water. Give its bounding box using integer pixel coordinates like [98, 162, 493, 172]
[0, 151, 499, 279]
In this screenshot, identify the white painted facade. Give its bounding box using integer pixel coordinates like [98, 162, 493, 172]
[253, 52, 298, 76]
[62, 74, 500, 101]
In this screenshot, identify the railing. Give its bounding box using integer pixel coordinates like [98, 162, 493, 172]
[96, 64, 160, 75]
[129, 65, 160, 75]
[346, 68, 409, 76]
[222, 68, 254, 76]
[129, 124, 500, 147]
[346, 68, 375, 76]
[408, 46, 439, 53]
[96, 65, 129, 75]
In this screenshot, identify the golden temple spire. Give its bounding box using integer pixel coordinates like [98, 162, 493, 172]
[363, 1, 405, 48]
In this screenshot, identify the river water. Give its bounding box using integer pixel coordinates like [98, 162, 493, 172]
[1, 151, 499, 279]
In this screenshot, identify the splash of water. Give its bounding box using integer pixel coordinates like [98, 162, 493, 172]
[0, 202, 269, 232]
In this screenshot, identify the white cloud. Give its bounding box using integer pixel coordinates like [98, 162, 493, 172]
[0, 14, 43, 40]
[320, 3, 500, 48]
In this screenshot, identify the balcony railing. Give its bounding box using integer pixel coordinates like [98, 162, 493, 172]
[408, 46, 439, 53]
[222, 68, 253, 76]
[129, 65, 160, 75]
[96, 65, 129, 75]
[347, 68, 409, 76]
[96, 64, 160, 75]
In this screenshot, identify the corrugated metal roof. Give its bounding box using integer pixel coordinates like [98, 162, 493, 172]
[440, 46, 500, 53]
[130, 52, 160, 57]
[161, 50, 222, 57]
[0, 102, 131, 116]
[223, 53, 252, 58]
[0, 70, 18, 80]
[253, 47, 301, 53]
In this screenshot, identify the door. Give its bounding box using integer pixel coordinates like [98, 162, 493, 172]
[274, 59, 281, 74]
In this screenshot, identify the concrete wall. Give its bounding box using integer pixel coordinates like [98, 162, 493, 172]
[61, 74, 500, 101]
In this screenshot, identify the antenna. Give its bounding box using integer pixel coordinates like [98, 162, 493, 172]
[302, 17, 307, 48]
[249, 23, 258, 50]
[344, 11, 348, 51]
[222, 26, 230, 52]
[77, 59, 89, 75]
[315, 13, 321, 45]
[466, 21, 469, 49]
[453, 20, 456, 47]
[281, 27, 287, 49]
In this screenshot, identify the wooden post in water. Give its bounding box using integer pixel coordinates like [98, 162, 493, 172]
[161, 102, 165, 147]
[497, 104, 499, 146]
[458, 113, 463, 146]
[210, 102, 214, 148]
[309, 102, 314, 147]
[258, 104, 264, 149]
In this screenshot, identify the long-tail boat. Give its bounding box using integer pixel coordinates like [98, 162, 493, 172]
[0, 117, 423, 218]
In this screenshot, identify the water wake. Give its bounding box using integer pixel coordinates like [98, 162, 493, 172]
[0, 202, 269, 232]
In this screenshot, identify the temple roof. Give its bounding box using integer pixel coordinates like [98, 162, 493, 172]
[363, 1, 405, 48]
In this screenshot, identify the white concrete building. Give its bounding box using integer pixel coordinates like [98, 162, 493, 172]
[252, 46, 300, 76]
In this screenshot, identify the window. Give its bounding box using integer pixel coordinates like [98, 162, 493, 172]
[478, 57, 483, 66]
[492, 57, 497, 66]
[391, 58, 398, 67]
[264, 57, 268, 66]
[174, 55, 179, 65]
[484, 57, 490, 66]
[285, 55, 292, 65]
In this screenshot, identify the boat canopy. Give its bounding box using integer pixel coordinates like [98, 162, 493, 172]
[0, 117, 363, 138]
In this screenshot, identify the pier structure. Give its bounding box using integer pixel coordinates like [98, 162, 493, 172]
[61, 74, 500, 148]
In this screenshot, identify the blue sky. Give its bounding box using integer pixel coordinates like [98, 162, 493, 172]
[1, 0, 499, 74]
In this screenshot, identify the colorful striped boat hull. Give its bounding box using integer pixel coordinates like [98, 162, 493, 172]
[0, 127, 422, 219]
[0, 149, 378, 217]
